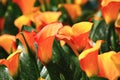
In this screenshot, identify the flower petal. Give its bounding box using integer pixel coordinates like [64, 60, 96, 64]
[35, 23, 63, 64]
[111, 52, 120, 74]
[57, 25, 73, 40]
[0, 49, 22, 76]
[12, 0, 35, 14]
[0, 34, 16, 53]
[98, 51, 119, 80]
[16, 31, 36, 52]
[101, 1, 120, 24]
[35, 23, 63, 43]
[14, 15, 31, 31]
[72, 22, 93, 36]
[63, 4, 82, 20]
[79, 40, 103, 77]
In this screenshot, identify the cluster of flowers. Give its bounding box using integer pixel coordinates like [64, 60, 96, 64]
[0, 0, 120, 80]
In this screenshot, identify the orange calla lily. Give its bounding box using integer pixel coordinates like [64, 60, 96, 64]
[12, 0, 35, 14]
[35, 23, 63, 65]
[79, 40, 120, 80]
[31, 11, 62, 31]
[57, 22, 93, 56]
[79, 40, 103, 77]
[0, 34, 16, 54]
[16, 30, 36, 52]
[0, 49, 22, 76]
[14, 10, 61, 31]
[101, 0, 120, 24]
[62, 4, 82, 20]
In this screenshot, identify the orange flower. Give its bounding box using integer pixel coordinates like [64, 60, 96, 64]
[101, 0, 120, 24]
[111, 52, 120, 73]
[0, 49, 22, 76]
[12, 0, 35, 14]
[0, 34, 16, 54]
[14, 15, 31, 31]
[31, 11, 62, 31]
[62, 4, 82, 20]
[35, 23, 63, 65]
[16, 30, 36, 52]
[57, 22, 93, 56]
[74, 0, 88, 5]
[79, 40, 103, 77]
[98, 51, 120, 80]
[79, 40, 120, 80]
[14, 10, 61, 31]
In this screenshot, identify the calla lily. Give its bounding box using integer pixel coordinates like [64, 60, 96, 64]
[16, 30, 36, 52]
[14, 15, 31, 31]
[57, 22, 93, 56]
[0, 49, 22, 76]
[0, 34, 16, 54]
[12, 0, 35, 14]
[62, 4, 82, 20]
[98, 51, 120, 80]
[79, 40, 120, 80]
[31, 11, 62, 31]
[111, 52, 120, 73]
[101, 0, 120, 24]
[14, 10, 61, 31]
[79, 40, 103, 77]
[35, 23, 63, 65]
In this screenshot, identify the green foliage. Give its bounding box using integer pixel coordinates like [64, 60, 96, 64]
[0, 65, 14, 80]
[90, 20, 120, 53]
[44, 40, 82, 80]
[2, 0, 22, 35]
[17, 33, 40, 80]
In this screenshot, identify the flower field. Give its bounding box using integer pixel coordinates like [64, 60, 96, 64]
[0, 0, 120, 80]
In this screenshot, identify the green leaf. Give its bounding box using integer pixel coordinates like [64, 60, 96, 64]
[0, 2, 7, 17]
[2, 2, 21, 35]
[45, 40, 82, 80]
[89, 20, 111, 53]
[0, 65, 14, 80]
[108, 22, 120, 52]
[62, 45, 82, 80]
[90, 20, 109, 42]
[21, 25, 35, 32]
[17, 37, 40, 80]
